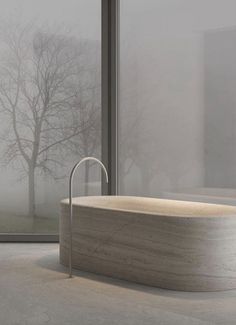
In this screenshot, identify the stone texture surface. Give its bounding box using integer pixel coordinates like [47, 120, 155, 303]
[3, 243, 236, 324]
[60, 196, 236, 291]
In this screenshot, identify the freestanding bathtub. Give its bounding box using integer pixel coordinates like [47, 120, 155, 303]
[60, 196, 236, 291]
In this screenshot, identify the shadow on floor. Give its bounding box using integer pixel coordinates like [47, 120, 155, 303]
[35, 250, 229, 302]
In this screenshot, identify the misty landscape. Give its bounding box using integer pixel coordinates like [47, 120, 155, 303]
[0, 0, 101, 233]
[119, 0, 236, 198]
[1, 0, 236, 233]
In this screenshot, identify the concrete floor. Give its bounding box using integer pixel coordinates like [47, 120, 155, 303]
[0, 245, 236, 325]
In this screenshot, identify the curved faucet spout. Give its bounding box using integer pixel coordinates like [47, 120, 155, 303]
[68, 157, 109, 278]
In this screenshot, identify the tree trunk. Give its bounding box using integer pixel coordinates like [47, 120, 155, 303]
[84, 160, 89, 196]
[119, 166, 126, 194]
[141, 168, 150, 197]
[28, 166, 36, 217]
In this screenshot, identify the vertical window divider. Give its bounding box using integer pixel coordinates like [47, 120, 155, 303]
[102, 0, 119, 195]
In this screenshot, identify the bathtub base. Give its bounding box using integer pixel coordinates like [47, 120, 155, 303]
[60, 196, 236, 292]
[60, 251, 236, 292]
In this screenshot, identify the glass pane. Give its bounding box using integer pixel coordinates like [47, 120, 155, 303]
[0, 0, 101, 233]
[119, 0, 236, 205]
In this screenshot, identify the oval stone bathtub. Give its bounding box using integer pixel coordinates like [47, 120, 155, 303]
[60, 196, 236, 291]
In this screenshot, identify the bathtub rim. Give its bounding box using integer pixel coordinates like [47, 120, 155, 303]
[60, 195, 236, 219]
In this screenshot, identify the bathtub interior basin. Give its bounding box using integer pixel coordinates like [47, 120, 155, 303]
[60, 196, 236, 292]
[163, 187, 236, 206]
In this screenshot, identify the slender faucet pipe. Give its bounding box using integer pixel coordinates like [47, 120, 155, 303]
[68, 157, 109, 278]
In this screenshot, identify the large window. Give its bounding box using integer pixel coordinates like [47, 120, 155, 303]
[118, 0, 236, 203]
[0, 0, 101, 235]
[3, 0, 236, 237]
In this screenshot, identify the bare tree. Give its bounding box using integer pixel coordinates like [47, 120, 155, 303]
[70, 93, 101, 195]
[118, 41, 159, 195]
[119, 109, 159, 195]
[0, 23, 97, 217]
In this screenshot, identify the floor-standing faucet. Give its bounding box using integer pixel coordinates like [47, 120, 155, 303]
[68, 157, 109, 278]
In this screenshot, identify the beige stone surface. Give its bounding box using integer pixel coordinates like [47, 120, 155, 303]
[60, 196, 236, 292]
